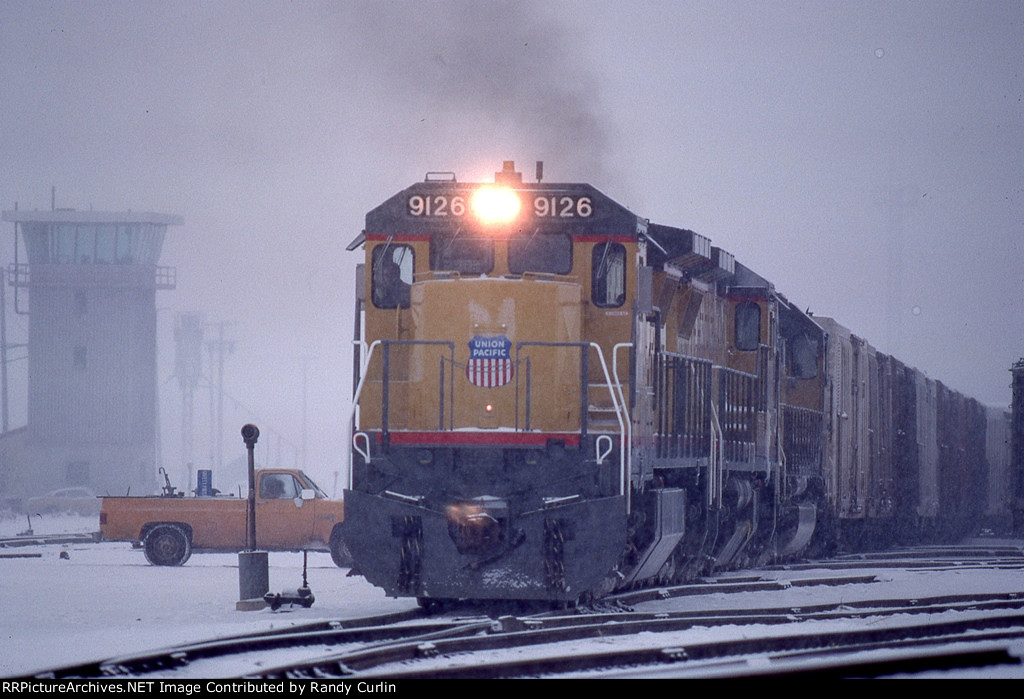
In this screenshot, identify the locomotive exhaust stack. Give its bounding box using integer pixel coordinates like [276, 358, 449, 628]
[495, 160, 523, 185]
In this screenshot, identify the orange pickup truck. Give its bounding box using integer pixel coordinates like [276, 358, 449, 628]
[100, 469, 348, 566]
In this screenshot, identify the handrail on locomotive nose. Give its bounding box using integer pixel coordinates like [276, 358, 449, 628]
[588, 342, 630, 514]
[612, 342, 633, 509]
[350, 340, 381, 425]
[348, 339, 381, 489]
[348, 338, 634, 514]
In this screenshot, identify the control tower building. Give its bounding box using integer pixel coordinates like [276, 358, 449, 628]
[2, 208, 181, 499]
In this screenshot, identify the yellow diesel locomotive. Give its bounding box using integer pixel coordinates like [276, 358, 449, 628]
[343, 162, 1010, 605]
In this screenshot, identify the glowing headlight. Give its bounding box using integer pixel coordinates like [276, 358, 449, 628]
[471, 187, 521, 224]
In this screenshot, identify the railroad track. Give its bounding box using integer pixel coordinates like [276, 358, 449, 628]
[27, 570, 879, 679]
[251, 592, 1024, 679]
[27, 544, 1024, 679]
[776, 542, 1024, 572]
[364, 610, 1024, 679]
[33, 609, 461, 679]
[32, 587, 1024, 679]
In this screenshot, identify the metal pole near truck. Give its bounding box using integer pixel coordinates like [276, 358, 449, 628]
[237, 423, 269, 610]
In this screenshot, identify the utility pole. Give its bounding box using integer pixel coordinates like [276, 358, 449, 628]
[174, 313, 203, 480]
[205, 321, 234, 471]
[300, 356, 315, 471]
[1, 267, 8, 434]
[1012, 359, 1024, 532]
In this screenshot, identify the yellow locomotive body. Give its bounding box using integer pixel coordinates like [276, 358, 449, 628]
[343, 163, 1007, 605]
[345, 165, 642, 602]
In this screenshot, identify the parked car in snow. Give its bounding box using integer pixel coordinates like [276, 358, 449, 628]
[25, 487, 101, 515]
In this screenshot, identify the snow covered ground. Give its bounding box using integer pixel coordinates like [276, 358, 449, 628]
[2, 510, 1023, 679]
[0, 511, 416, 678]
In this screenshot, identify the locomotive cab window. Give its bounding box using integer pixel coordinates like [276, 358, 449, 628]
[430, 231, 493, 274]
[592, 241, 626, 307]
[508, 232, 571, 275]
[789, 332, 818, 379]
[734, 301, 761, 351]
[372, 244, 413, 309]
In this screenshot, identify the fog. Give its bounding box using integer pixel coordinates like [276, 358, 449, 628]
[1, 1, 1021, 493]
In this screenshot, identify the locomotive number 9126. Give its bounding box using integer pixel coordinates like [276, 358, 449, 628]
[407, 193, 594, 218]
[347, 163, 1013, 608]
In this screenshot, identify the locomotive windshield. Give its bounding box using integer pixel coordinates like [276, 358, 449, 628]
[429, 230, 493, 274]
[508, 231, 571, 275]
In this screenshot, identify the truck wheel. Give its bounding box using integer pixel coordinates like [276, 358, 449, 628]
[329, 528, 352, 568]
[144, 524, 192, 566]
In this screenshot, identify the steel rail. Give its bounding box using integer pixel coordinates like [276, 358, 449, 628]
[252, 593, 1024, 679]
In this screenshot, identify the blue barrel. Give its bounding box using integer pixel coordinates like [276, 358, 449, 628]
[196, 469, 214, 497]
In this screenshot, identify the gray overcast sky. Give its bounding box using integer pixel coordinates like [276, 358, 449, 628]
[1, 1, 1021, 490]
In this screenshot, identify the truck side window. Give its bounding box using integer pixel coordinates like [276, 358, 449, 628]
[261, 474, 298, 499]
[372, 244, 413, 309]
[734, 301, 760, 351]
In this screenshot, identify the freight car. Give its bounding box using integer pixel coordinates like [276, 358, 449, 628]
[342, 162, 1011, 606]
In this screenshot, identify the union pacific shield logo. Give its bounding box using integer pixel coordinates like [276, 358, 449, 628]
[466, 335, 514, 388]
